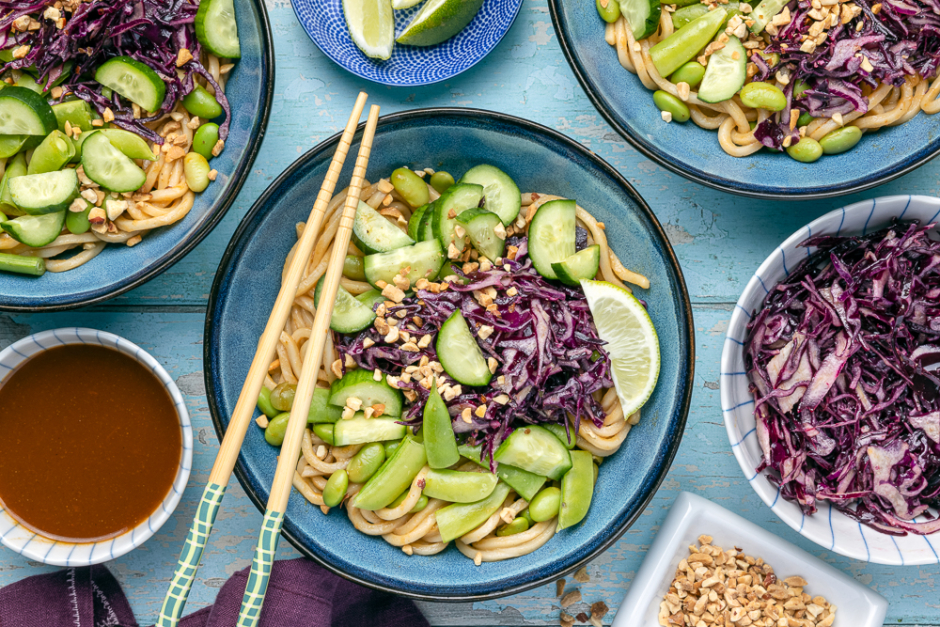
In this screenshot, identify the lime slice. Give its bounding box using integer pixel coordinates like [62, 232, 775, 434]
[392, 0, 425, 9]
[395, 0, 484, 46]
[581, 279, 660, 418]
[343, 0, 395, 60]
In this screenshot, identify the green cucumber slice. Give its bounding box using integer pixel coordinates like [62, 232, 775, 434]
[551, 244, 601, 286]
[458, 164, 521, 226]
[307, 387, 344, 423]
[195, 0, 242, 59]
[543, 422, 578, 450]
[436, 310, 492, 387]
[436, 482, 511, 543]
[619, 0, 662, 40]
[0, 87, 58, 136]
[313, 279, 377, 334]
[494, 425, 572, 480]
[749, 0, 790, 33]
[333, 415, 406, 446]
[423, 386, 460, 469]
[10, 170, 79, 215]
[697, 36, 747, 103]
[456, 208, 505, 261]
[458, 443, 546, 501]
[423, 469, 498, 503]
[407, 203, 429, 241]
[94, 56, 166, 113]
[432, 183, 484, 253]
[353, 200, 414, 254]
[419, 200, 436, 241]
[81, 132, 146, 192]
[363, 239, 445, 289]
[0, 135, 27, 159]
[52, 100, 95, 133]
[356, 288, 386, 312]
[528, 198, 576, 280]
[353, 436, 426, 510]
[329, 368, 404, 417]
[1, 210, 65, 247]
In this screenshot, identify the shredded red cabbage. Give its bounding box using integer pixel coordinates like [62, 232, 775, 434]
[751, 0, 939, 149]
[0, 0, 231, 143]
[745, 221, 940, 536]
[336, 237, 614, 466]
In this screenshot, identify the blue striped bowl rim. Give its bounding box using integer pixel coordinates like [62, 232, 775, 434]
[720, 195, 940, 565]
[0, 328, 192, 566]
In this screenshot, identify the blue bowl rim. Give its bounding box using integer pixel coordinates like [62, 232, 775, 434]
[203, 107, 696, 601]
[287, 0, 525, 87]
[0, 0, 276, 313]
[545, 0, 940, 201]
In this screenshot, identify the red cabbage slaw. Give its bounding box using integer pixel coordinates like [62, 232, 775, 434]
[752, 0, 940, 149]
[745, 221, 940, 536]
[0, 0, 231, 143]
[336, 236, 615, 466]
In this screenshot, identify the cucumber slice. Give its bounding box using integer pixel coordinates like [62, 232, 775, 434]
[557, 450, 594, 530]
[423, 385, 460, 469]
[307, 387, 344, 423]
[353, 200, 414, 254]
[333, 415, 406, 446]
[407, 203, 429, 241]
[697, 36, 747, 103]
[81, 132, 146, 192]
[0, 87, 58, 136]
[436, 482, 511, 543]
[363, 239, 445, 289]
[0, 135, 27, 159]
[1, 210, 65, 247]
[313, 279, 377, 334]
[494, 425, 572, 480]
[329, 368, 404, 417]
[456, 208, 505, 261]
[458, 165, 521, 226]
[543, 422, 578, 450]
[195, 0, 242, 59]
[419, 201, 436, 241]
[356, 288, 386, 312]
[52, 100, 95, 133]
[94, 56, 166, 113]
[432, 183, 484, 253]
[458, 443, 547, 501]
[423, 469, 498, 503]
[436, 310, 492, 387]
[353, 436, 426, 510]
[528, 199, 576, 281]
[10, 170, 79, 215]
[749, 0, 789, 33]
[551, 244, 601, 286]
[619, 0, 662, 40]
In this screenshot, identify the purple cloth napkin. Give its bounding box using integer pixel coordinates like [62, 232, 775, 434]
[0, 558, 429, 627]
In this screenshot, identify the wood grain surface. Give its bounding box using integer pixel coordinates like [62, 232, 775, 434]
[1, 0, 939, 625]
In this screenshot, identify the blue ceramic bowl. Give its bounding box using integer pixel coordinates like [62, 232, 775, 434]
[547, 0, 940, 199]
[205, 109, 694, 600]
[290, 0, 523, 86]
[0, 0, 274, 312]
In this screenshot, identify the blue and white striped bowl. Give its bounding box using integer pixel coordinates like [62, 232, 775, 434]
[721, 195, 940, 566]
[0, 328, 192, 566]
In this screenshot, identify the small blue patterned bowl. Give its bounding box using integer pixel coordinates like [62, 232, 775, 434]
[0, 328, 192, 566]
[0, 0, 274, 312]
[291, 0, 523, 86]
[205, 108, 694, 600]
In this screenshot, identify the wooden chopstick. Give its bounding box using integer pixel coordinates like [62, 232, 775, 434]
[234, 104, 382, 627]
[154, 93, 370, 627]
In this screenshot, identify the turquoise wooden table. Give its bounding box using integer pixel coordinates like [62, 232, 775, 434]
[1, 0, 939, 624]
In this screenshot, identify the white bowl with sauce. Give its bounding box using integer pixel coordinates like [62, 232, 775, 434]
[0, 328, 192, 566]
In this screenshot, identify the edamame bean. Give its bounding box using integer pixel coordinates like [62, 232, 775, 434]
[347, 443, 386, 483]
[257, 387, 279, 418]
[343, 254, 366, 281]
[796, 112, 814, 128]
[193, 123, 220, 160]
[670, 62, 706, 88]
[323, 470, 349, 507]
[496, 517, 530, 536]
[264, 412, 290, 447]
[519, 508, 535, 525]
[596, 0, 621, 23]
[757, 50, 779, 66]
[384, 439, 402, 458]
[389, 490, 428, 513]
[786, 137, 823, 163]
[653, 90, 691, 123]
[429, 171, 454, 194]
[528, 486, 561, 522]
[66, 201, 93, 234]
[182, 84, 223, 119]
[271, 382, 296, 411]
[183, 152, 211, 192]
[792, 79, 811, 98]
[391, 167, 430, 208]
[819, 125, 862, 155]
[739, 82, 787, 111]
[314, 423, 335, 446]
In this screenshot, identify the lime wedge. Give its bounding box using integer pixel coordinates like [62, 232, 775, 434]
[581, 279, 660, 418]
[395, 0, 484, 46]
[343, 0, 395, 60]
[392, 0, 425, 9]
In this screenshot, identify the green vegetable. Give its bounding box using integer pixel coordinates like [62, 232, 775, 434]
[796, 112, 815, 127]
[343, 254, 366, 280]
[52, 100, 95, 134]
[384, 439, 402, 458]
[651, 7, 727, 77]
[819, 126, 862, 155]
[0, 252, 45, 277]
[391, 167, 430, 208]
[423, 469, 499, 503]
[558, 450, 595, 530]
[10, 170, 79, 215]
[313, 423, 335, 446]
[0, 135, 27, 160]
[0, 153, 27, 213]
[786, 137, 823, 163]
[436, 310, 492, 387]
[195, 0, 242, 58]
[257, 386, 280, 418]
[670, 61, 706, 87]
[436, 482, 512, 543]
[543, 422, 577, 450]
[697, 35, 746, 104]
[66, 199, 93, 235]
[352, 199, 414, 254]
[271, 381, 297, 412]
[497, 517, 530, 536]
[329, 368, 404, 417]
[183, 84, 223, 119]
[653, 90, 691, 123]
[95, 56, 166, 113]
[458, 443, 546, 501]
[494, 424, 572, 480]
[527, 198, 576, 281]
[0, 87, 58, 136]
[739, 82, 787, 111]
[184, 152, 211, 192]
[423, 385, 460, 469]
[193, 123, 220, 160]
[306, 388, 343, 423]
[347, 443, 386, 484]
[429, 171, 454, 194]
[596, 0, 621, 22]
[458, 164, 521, 226]
[528, 486, 561, 522]
[323, 469, 349, 507]
[389, 489, 428, 513]
[313, 279, 377, 334]
[333, 416, 406, 446]
[353, 436, 427, 510]
[619, 0, 662, 40]
[264, 412, 290, 446]
[27, 131, 74, 175]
